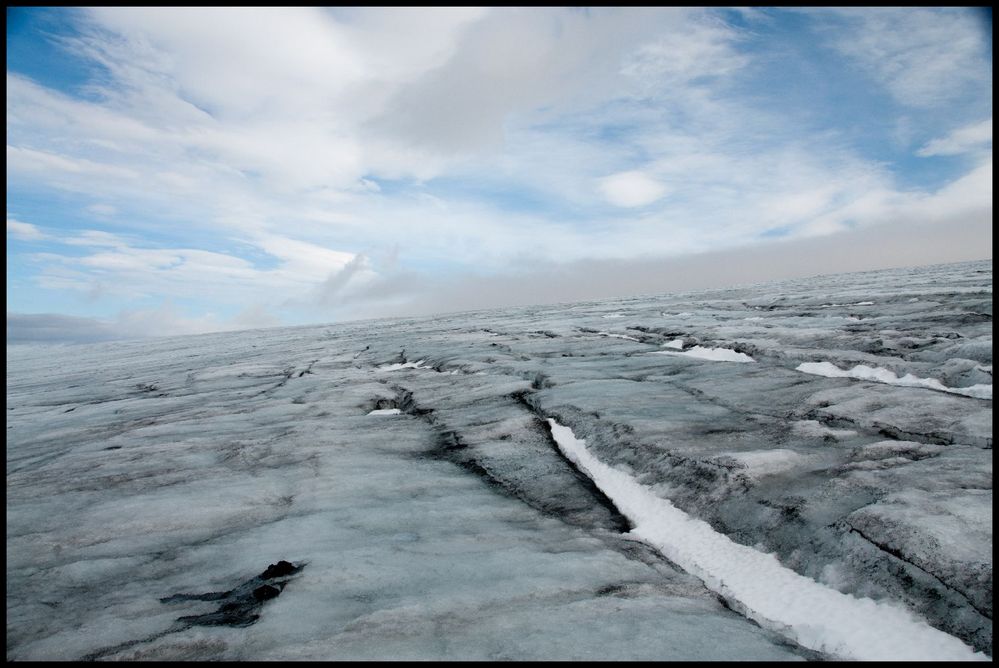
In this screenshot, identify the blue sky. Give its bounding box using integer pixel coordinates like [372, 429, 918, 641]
[6, 7, 993, 342]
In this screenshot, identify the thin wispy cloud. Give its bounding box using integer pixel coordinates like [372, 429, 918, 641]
[5, 7, 992, 343]
[7, 218, 48, 241]
[918, 119, 992, 157]
[826, 8, 991, 107]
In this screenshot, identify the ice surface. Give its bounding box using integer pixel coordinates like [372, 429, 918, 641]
[377, 359, 429, 371]
[651, 345, 755, 363]
[791, 420, 857, 440]
[7, 259, 992, 660]
[596, 331, 641, 342]
[547, 419, 987, 661]
[714, 449, 811, 480]
[797, 361, 992, 399]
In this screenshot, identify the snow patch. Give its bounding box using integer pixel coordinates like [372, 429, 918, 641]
[377, 360, 429, 372]
[367, 408, 402, 416]
[602, 313, 627, 319]
[796, 362, 992, 400]
[663, 338, 685, 350]
[651, 346, 754, 363]
[819, 301, 875, 308]
[545, 419, 987, 662]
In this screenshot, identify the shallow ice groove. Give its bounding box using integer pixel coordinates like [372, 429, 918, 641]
[546, 419, 987, 662]
[797, 361, 992, 400]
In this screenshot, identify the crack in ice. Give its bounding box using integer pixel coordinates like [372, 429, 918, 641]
[545, 418, 987, 662]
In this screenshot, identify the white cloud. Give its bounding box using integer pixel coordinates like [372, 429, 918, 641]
[598, 171, 668, 207]
[5, 8, 993, 336]
[826, 8, 990, 108]
[5, 8, 835, 265]
[251, 235, 355, 276]
[63, 230, 127, 247]
[620, 18, 748, 89]
[917, 118, 992, 157]
[797, 155, 992, 237]
[27, 225, 371, 321]
[7, 218, 47, 241]
[366, 8, 694, 155]
[7, 145, 139, 181]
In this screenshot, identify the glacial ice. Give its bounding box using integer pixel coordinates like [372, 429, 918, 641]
[377, 359, 429, 372]
[596, 331, 642, 342]
[6, 259, 992, 660]
[367, 408, 403, 416]
[547, 419, 986, 661]
[651, 345, 755, 363]
[797, 361, 992, 399]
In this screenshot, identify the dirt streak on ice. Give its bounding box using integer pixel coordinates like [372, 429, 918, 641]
[546, 418, 987, 662]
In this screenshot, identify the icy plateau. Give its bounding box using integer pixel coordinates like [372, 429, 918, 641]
[6, 260, 992, 660]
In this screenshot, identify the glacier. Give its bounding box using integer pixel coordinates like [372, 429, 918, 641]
[6, 259, 992, 660]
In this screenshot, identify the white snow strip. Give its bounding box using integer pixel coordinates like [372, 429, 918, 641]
[367, 408, 402, 416]
[597, 331, 641, 342]
[377, 360, 429, 372]
[602, 313, 626, 318]
[819, 301, 875, 308]
[796, 362, 992, 400]
[663, 338, 685, 349]
[651, 345, 754, 363]
[546, 419, 987, 662]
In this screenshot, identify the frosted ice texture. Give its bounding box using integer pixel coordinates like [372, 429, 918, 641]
[7, 260, 992, 660]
